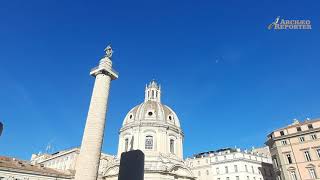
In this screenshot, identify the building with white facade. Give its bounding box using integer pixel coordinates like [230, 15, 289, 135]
[186, 148, 275, 180]
[103, 80, 195, 180]
[30, 147, 115, 179]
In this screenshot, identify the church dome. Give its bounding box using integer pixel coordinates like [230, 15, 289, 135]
[117, 80, 184, 160]
[108, 80, 195, 180]
[122, 80, 181, 128]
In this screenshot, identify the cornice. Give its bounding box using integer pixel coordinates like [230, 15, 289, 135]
[119, 122, 184, 136]
[272, 128, 320, 141]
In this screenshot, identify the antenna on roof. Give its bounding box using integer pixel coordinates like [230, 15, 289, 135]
[45, 143, 52, 153]
[45, 139, 55, 154]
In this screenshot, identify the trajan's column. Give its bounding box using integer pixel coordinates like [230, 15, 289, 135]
[75, 45, 118, 180]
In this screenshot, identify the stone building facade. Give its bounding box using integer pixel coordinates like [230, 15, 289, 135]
[30, 147, 114, 179]
[0, 156, 71, 180]
[186, 148, 275, 180]
[266, 118, 320, 180]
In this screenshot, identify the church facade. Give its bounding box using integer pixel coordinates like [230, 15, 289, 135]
[103, 80, 195, 180]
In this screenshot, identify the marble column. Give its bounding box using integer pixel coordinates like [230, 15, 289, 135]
[75, 46, 118, 180]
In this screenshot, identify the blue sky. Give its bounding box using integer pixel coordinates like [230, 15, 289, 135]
[0, 0, 319, 160]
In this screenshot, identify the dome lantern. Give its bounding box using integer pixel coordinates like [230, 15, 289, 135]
[144, 80, 161, 102]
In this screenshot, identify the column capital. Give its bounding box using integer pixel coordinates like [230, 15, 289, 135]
[90, 57, 119, 80]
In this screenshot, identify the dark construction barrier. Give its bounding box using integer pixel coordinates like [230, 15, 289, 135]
[118, 150, 145, 180]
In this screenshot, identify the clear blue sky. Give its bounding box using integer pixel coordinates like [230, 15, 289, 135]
[0, 0, 319, 160]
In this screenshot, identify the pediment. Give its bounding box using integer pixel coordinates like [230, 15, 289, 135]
[168, 164, 194, 178]
[104, 164, 119, 176]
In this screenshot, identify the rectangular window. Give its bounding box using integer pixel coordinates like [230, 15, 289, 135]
[226, 177, 230, 180]
[273, 158, 279, 168]
[170, 139, 174, 154]
[304, 151, 312, 161]
[309, 168, 317, 179]
[245, 165, 248, 172]
[299, 136, 305, 142]
[311, 134, 317, 140]
[281, 140, 287, 145]
[251, 166, 255, 173]
[234, 165, 238, 172]
[216, 167, 220, 174]
[286, 153, 293, 164]
[125, 138, 129, 151]
[247, 176, 250, 180]
[236, 176, 239, 180]
[296, 127, 301, 131]
[308, 124, 314, 129]
[225, 166, 229, 173]
[280, 131, 285, 136]
[317, 149, 320, 158]
[145, 136, 153, 149]
[290, 171, 297, 180]
[277, 175, 281, 180]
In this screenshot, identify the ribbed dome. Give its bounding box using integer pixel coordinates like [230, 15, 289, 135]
[122, 100, 181, 128]
[122, 80, 181, 128]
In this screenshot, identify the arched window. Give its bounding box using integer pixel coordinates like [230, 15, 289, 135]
[170, 139, 175, 154]
[145, 136, 153, 149]
[124, 138, 129, 152]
